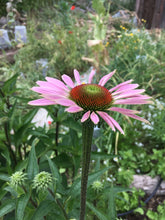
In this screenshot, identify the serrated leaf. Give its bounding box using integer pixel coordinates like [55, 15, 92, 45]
[86, 201, 108, 220]
[27, 139, 39, 180]
[16, 193, 30, 220]
[0, 200, 15, 217]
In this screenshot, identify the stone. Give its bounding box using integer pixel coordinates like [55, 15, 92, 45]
[0, 29, 11, 49]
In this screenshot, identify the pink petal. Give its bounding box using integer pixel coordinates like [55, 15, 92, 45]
[81, 111, 90, 123]
[62, 74, 75, 88]
[108, 115, 124, 134]
[112, 84, 139, 95]
[124, 114, 150, 124]
[45, 77, 69, 91]
[74, 69, 81, 85]
[97, 111, 116, 131]
[88, 68, 96, 83]
[99, 70, 116, 86]
[109, 79, 133, 93]
[36, 81, 68, 93]
[90, 112, 99, 124]
[55, 98, 76, 106]
[65, 105, 83, 113]
[28, 98, 55, 106]
[109, 107, 140, 114]
[31, 87, 67, 96]
[114, 98, 152, 105]
[113, 89, 145, 99]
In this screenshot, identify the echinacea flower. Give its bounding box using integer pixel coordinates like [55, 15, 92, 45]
[28, 69, 152, 134]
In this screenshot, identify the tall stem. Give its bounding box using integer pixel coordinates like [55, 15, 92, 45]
[80, 120, 94, 220]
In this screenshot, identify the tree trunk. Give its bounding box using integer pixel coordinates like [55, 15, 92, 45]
[136, 0, 165, 29]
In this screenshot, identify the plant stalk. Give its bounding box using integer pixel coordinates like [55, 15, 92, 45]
[80, 120, 94, 220]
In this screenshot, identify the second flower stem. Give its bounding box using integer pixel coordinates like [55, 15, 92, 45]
[80, 120, 94, 220]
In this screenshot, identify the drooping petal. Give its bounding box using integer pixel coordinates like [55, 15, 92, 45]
[55, 98, 76, 106]
[108, 115, 124, 134]
[88, 68, 96, 83]
[99, 70, 116, 86]
[28, 98, 55, 106]
[62, 74, 75, 88]
[45, 77, 69, 91]
[90, 112, 99, 124]
[109, 107, 140, 114]
[123, 113, 150, 124]
[97, 111, 116, 131]
[109, 79, 133, 93]
[81, 111, 90, 123]
[65, 105, 83, 113]
[74, 69, 81, 85]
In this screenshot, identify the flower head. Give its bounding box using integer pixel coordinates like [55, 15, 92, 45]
[28, 69, 152, 134]
[32, 171, 53, 192]
[58, 40, 62, 44]
[92, 180, 103, 193]
[68, 31, 73, 34]
[10, 171, 27, 188]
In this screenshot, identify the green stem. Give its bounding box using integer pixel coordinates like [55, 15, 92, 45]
[48, 188, 69, 220]
[80, 120, 94, 220]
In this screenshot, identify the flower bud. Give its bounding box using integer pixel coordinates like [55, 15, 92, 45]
[92, 180, 103, 193]
[33, 171, 52, 192]
[10, 171, 27, 188]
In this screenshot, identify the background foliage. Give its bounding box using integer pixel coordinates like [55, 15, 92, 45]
[0, 0, 165, 219]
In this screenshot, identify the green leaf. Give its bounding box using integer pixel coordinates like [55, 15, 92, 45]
[47, 156, 61, 182]
[70, 128, 79, 148]
[8, 99, 17, 130]
[134, 207, 144, 215]
[14, 122, 32, 147]
[63, 117, 81, 132]
[107, 187, 117, 219]
[68, 166, 112, 198]
[86, 201, 108, 220]
[0, 185, 8, 201]
[0, 200, 15, 218]
[16, 193, 30, 220]
[92, 0, 105, 15]
[23, 108, 38, 125]
[31, 200, 59, 220]
[2, 74, 18, 95]
[27, 139, 39, 180]
[0, 173, 10, 182]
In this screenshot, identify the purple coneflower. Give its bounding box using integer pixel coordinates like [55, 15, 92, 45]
[28, 69, 151, 134]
